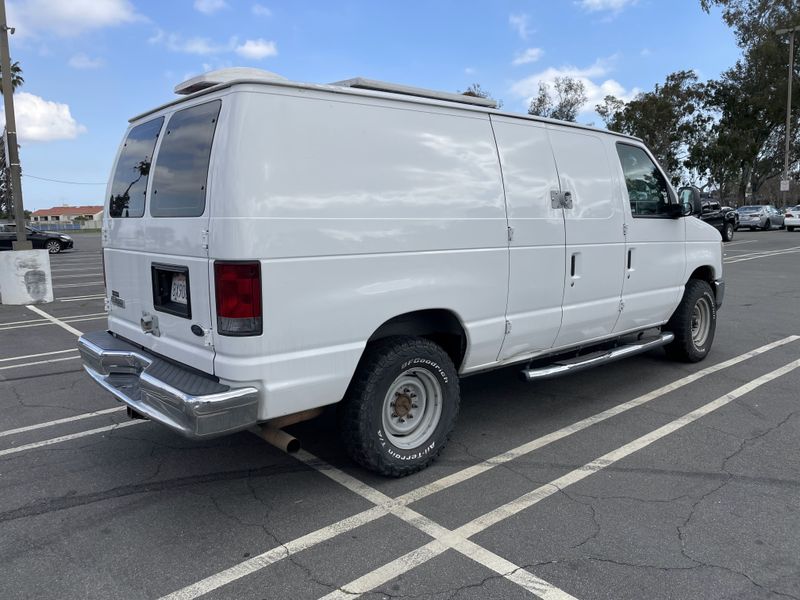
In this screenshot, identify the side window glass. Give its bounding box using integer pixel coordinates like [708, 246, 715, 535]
[108, 117, 164, 218]
[150, 100, 221, 218]
[616, 144, 672, 217]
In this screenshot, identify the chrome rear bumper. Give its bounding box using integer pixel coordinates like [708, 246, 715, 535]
[78, 331, 259, 439]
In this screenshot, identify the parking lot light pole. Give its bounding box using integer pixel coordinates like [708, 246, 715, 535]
[0, 0, 30, 250]
[777, 25, 799, 204]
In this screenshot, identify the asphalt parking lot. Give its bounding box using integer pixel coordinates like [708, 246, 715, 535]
[1, 231, 799, 600]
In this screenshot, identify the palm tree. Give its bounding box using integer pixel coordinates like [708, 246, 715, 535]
[0, 60, 24, 94]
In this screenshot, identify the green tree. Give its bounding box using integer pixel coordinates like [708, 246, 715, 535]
[597, 71, 708, 184]
[528, 76, 587, 122]
[700, 0, 799, 47]
[0, 61, 24, 218]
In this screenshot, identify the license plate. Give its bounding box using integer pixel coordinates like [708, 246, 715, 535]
[170, 273, 187, 305]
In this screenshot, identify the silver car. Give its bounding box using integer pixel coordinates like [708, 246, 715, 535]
[736, 205, 785, 231]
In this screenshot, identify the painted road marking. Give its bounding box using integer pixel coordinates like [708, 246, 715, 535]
[57, 294, 105, 302]
[52, 281, 105, 289]
[725, 245, 800, 263]
[158, 335, 799, 600]
[0, 407, 124, 439]
[0, 315, 106, 332]
[0, 349, 78, 363]
[0, 356, 82, 371]
[0, 421, 143, 458]
[323, 358, 800, 599]
[26, 305, 84, 336]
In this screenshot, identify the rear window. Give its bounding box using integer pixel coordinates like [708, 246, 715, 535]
[150, 100, 221, 218]
[108, 117, 164, 218]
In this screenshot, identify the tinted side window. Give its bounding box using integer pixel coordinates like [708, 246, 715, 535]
[616, 144, 671, 217]
[150, 100, 221, 218]
[109, 117, 164, 218]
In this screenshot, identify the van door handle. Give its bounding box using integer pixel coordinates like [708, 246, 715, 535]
[627, 249, 632, 269]
[571, 254, 576, 277]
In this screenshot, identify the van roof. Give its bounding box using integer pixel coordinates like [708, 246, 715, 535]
[130, 71, 642, 142]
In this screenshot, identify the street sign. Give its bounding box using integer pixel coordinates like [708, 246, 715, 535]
[780, 180, 790, 192]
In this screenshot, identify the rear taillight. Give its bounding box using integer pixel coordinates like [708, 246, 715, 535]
[787, 213, 794, 218]
[214, 261, 262, 336]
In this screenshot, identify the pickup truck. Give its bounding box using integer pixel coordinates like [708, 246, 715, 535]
[679, 187, 738, 241]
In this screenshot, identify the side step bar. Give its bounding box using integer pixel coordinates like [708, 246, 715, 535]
[521, 332, 675, 382]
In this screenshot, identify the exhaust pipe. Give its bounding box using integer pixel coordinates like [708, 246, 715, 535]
[251, 426, 301, 453]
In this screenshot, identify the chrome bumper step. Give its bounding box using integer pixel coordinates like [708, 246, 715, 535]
[521, 332, 675, 382]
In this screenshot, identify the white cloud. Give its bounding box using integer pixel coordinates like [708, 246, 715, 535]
[8, 0, 142, 38]
[252, 3, 271, 17]
[640, 48, 651, 57]
[578, 0, 637, 12]
[194, 0, 227, 14]
[2, 92, 86, 142]
[68, 53, 104, 69]
[464, 67, 476, 75]
[510, 56, 639, 116]
[508, 13, 531, 40]
[149, 29, 233, 55]
[235, 38, 277, 60]
[512, 47, 544, 66]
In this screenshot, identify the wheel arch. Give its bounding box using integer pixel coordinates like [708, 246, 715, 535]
[365, 309, 469, 371]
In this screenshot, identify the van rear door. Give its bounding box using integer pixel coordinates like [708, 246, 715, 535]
[104, 99, 222, 374]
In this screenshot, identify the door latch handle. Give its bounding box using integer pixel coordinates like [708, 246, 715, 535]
[562, 191, 573, 209]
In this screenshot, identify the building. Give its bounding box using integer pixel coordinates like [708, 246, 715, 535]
[31, 205, 104, 224]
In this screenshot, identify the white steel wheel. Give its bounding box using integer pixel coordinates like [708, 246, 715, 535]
[381, 368, 443, 450]
[690, 295, 712, 348]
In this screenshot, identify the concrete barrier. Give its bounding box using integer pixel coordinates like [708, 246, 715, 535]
[0, 250, 53, 305]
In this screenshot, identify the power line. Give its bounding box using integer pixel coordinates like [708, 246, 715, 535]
[21, 173, 106, 185]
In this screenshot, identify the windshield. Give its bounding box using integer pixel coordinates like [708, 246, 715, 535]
[738, 206, 762, 212]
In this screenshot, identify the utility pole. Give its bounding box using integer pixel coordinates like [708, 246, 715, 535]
[0, 0, 29, 249]
[777, 25, 799, 205]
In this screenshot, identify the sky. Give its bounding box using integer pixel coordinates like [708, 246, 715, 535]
[5, 0, 742, 211]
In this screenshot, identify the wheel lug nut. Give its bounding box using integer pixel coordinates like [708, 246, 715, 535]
[407, 414, 414, 419]
[411, 404, 418, 409]
[391, 413, 397, 418]
[399, 418, 405, 423]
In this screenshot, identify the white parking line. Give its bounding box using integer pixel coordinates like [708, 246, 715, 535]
[723, 240, 757, 247]
[52, 273, 102, 279]
[49, 266, 103, 273]
[0, 313, 107, 331]
[323, 358, 800, 599]
[0, 355, 81, 371]
[57, 294, 105, 302]
[726, 246, 800, 264]
[0, 421, 143, 458]
[26, 305, 83, 336]
[53, 281, 105, 288]
[0, 407, 124, 439]
[158, 335, 799, 600]
[0, 348, 78, 363]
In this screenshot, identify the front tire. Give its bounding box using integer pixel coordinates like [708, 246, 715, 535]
[664, 280, 717, 363]
[46, 240, 62, 254]
[722, 222, 734, 242]
[339, 337, 460, 477]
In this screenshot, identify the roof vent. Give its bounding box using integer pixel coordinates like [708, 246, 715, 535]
[331, 77, 497, 108]
[175, 68, 287, 95]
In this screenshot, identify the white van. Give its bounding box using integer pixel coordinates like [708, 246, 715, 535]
[79, 69, 724, 476]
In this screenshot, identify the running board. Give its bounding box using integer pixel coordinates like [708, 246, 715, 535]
[521, 332, 675, 382]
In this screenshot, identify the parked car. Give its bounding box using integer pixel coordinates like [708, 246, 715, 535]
[784, 205, 800, 232]
[78, 69, 724, 476]
[0, 222, 74, 253]
[678, 188, 738, 241]
[736, 205, 785, 230]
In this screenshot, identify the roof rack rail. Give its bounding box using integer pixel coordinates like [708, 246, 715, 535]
[330, 77, 497, 109]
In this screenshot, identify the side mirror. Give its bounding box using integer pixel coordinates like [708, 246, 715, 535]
[677, 186, 702, 216]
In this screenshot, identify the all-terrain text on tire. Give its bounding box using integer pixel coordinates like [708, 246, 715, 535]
[339, 337, 460, 477]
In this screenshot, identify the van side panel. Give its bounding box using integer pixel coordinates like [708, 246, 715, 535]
[210, 90, 509, 419]
[490, 116, 565, 360]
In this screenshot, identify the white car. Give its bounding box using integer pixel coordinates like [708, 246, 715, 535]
[78, 69, 724, 476]
[785, 205, 800, 231]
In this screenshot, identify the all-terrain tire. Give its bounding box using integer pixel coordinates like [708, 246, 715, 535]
[664, 279, 717, 363]
[338, 337, 460, 477]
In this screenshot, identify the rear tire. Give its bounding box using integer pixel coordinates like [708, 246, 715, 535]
[789, 226, 796, 232]
[763, 219, 771, 231]
[722, 222, 734, 242]
[664, 279, 717, 363]
[339, 337, 460, 477]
